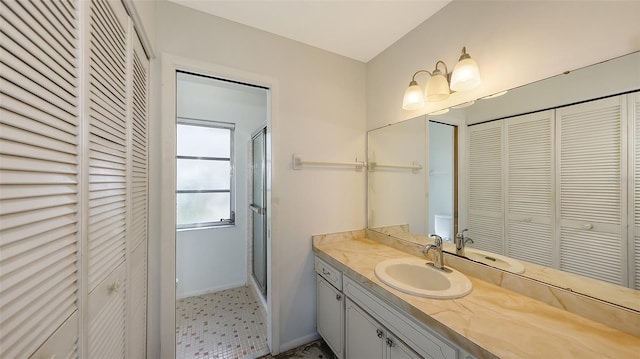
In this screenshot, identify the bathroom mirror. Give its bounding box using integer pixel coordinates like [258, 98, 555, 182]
[367, 51, 640, 311]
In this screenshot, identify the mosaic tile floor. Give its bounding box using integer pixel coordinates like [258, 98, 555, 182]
[176, 286, 269, 359]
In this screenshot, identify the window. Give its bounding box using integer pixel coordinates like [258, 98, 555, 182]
[176, 119, 235, 229]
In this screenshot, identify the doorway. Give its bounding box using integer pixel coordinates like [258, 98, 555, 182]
[174, 71, 269, 359]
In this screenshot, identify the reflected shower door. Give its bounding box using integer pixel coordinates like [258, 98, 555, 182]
[251, 128, 267, 295]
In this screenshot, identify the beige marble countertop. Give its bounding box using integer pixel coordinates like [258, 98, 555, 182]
[312, 234, 640, 359]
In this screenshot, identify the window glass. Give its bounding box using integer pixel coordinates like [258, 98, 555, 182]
[177, 159, 230, 190]
[177, 193, 230, 226]
[176, 121, 234, 229]
[177, 124, 231, 158]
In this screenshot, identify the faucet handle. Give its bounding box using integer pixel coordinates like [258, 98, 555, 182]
[429, 234, 443, 247]
[456, 229, 468, 239]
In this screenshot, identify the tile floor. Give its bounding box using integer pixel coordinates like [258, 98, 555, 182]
[176, 286, 269, 359]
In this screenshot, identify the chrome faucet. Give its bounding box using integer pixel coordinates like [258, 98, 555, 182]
[454, 229, 474, 257]
[422, 234, 445, 270]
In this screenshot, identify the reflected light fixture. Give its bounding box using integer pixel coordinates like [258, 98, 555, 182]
[402, 47, 481, 110]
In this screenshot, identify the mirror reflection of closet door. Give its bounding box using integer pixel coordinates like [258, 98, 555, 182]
[251, 128, 267, 295]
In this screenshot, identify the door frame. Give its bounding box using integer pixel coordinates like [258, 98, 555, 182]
[159, 53, 279, 358]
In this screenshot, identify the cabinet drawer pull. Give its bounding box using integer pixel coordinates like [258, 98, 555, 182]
[335, 293, 342, 301]
[376, 329, 384, 338]
[322, 268, 331, 275]
[386, 338, 395, 347]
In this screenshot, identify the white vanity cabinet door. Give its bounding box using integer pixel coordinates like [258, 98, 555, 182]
[317, 275, 344, 359]
[346, 298, 385, 359]
[343, 276, 457, 359]
[557, 96, 627, 286]
[346, 298, 421, 359]
[385, 332, 421, 359]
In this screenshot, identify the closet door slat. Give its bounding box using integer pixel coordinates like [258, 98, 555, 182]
[127, 35, 149, 359]
[558, 96, 625, 286]
[0, 1, 76, 77]
[633, 93, 640, 289]
[505, 111, 555, 266]
[0, 1, 79, 358]
[468, 121, 505, 254]
[87, 0, 127, 292]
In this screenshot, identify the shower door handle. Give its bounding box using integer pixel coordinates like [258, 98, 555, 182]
[250, 204, 264, 215]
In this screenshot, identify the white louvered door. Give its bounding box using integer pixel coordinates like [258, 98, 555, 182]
[557, 96, 627, 286]
[632, 92, 640, 289]
[85, 0, 129, 357]
[505, 111, 555, 267]
[467, 120, 504, 254]
[0, 0, 80, 357]
[127, 31, 149, 359]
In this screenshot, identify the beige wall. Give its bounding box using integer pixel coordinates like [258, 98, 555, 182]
[136, 1, 639, 357]
[148, 1, 367, 357]
[367, 1, 640, 130]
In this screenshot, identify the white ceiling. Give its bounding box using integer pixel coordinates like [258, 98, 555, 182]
[168, 0, 451, 63]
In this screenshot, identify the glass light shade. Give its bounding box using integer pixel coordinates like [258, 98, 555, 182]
[402, 82, 425, 110]
[450, 57, 481, 91]
[425, 73, 450, 102]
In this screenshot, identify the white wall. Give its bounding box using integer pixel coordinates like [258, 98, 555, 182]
[148, 1, 367, 356]
[367, 1, 640, 130]
[368, 117, 427, 233]
[174, 73, 267, 299]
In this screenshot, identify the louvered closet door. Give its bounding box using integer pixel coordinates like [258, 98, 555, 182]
[633, 92, 640, 289]
[468, 121, 504, 254]
[557, 96, 627, 286]
[86, 0, 129, 356]
[0, 0, 80, 357]
[127, 33, 149, 359]
[505, 111, 555, 266]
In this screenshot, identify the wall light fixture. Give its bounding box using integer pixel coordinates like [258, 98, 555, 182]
[402, 47, 481, 110]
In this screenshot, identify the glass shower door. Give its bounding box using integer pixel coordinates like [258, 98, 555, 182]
[251, 128, 267, 295]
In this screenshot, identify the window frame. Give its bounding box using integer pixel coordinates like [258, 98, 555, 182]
[176, 117, 236, 230]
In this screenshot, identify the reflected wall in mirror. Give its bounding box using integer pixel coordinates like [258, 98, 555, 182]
[368, 119, 457, 241]
[367, 51, 640, 311]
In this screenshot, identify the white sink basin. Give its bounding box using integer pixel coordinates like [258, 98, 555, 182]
[374, 257, 472, 299]
[464, 248, 525, 274]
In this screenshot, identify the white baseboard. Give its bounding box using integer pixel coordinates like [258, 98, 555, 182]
[279, 332, 321, 353]
[248, 276, 267, 312]
[176, 281, 246, 299]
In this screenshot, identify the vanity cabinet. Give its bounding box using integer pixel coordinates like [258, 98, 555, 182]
[315, 257, 345, 359]
[346, 298, 420, 359]
[314, 255, 474, 359]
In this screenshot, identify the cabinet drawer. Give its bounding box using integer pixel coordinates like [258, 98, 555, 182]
[315, 257, 343, 290]
[343, 276, 457, 359]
